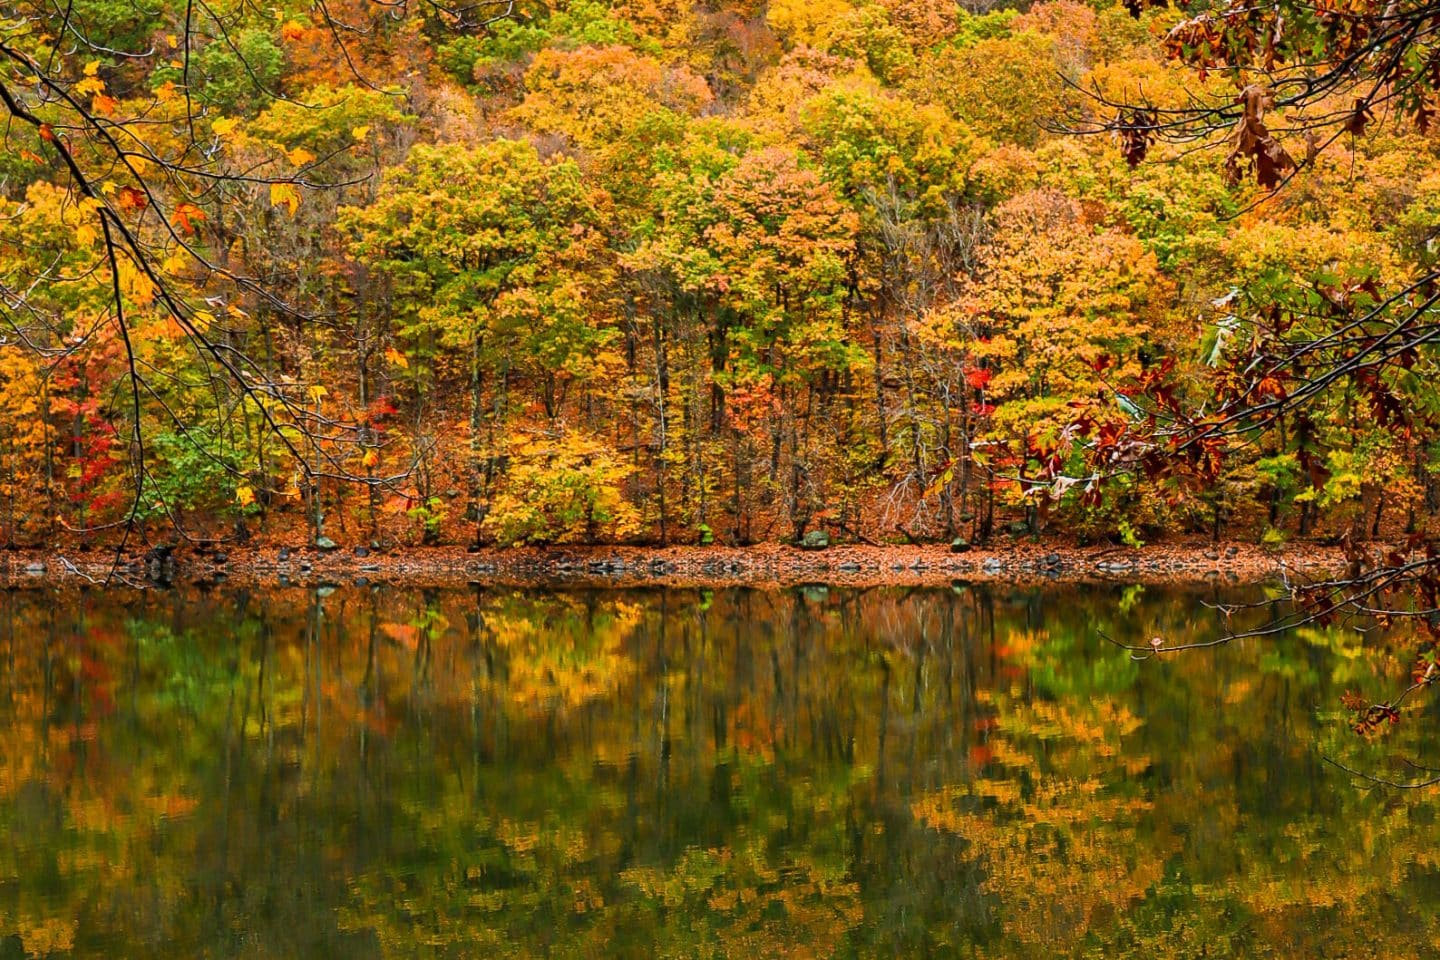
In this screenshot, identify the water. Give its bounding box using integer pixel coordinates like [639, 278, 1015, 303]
[0, 583, 1434, 958]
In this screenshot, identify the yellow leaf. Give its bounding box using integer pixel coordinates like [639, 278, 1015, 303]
[308, 384, 328, 402]
[235, 485, 255, 507]
[117, 259, 156, 307]
[83, 60, 101, 77]
[361, 448, 379, 468]
[191, 309, 215, 332]
[165, 34, 179, 48]
[211, 116, 239, 137]
[155, 80, 179, 103]
[351, 125, 370, 143]
[269, 181, 300, 216]
[286, 146, 316, 167]
[384, 346, 409, 369]
[74, 75, 105, 96]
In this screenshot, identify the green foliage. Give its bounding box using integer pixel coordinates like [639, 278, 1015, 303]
[342, 138, 618, 387]
[68, 0, 164, 53]
[1116, 518, 1145, 548]
[948, 8, 1020, 47]
[138, 430, 243, 522]
[407, 495, 447, 541]
[434, 19, 553, 85]
[547, 0, 653, 49]
[151, 30, 284, 115]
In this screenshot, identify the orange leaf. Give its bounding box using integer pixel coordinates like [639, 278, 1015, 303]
[116, 186, 147, 213]
[173, 202, 206, 235]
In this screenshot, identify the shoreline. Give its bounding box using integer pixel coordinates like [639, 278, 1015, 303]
[0, 541, 1352, 590]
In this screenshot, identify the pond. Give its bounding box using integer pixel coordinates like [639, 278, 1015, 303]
[0, 583, 1434, 957]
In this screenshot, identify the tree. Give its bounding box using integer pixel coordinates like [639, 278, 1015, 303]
[926, 189, 1174, 539]
[511, 44, 712, 151]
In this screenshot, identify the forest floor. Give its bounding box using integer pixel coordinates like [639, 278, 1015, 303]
[0, 539, 1359, 590]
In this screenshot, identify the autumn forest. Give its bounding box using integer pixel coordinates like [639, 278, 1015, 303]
[3, 0, 1440, 554]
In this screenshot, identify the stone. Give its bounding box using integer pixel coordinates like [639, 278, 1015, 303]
[353, 545, 369, 558]
[799, 530, 830, 551]
[1006, 520, 1031, 536]
[950, 538, 971, 553]
[22, 562, 45, 576]
[315, 536, 339, 551]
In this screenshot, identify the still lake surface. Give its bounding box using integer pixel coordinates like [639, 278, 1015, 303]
[0, 583, 1435, 957]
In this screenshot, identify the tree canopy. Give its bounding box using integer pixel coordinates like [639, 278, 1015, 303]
[3, 0, 1440, 574]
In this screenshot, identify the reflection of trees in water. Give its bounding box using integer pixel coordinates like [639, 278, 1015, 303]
[0, 585, 1434, 957]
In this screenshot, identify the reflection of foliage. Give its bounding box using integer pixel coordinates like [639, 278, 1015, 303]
[914, 695, 1163, 952]
[0, 585, 1436, 957]
[621, 836, 863, 959]
[479, 592, 642, 712]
